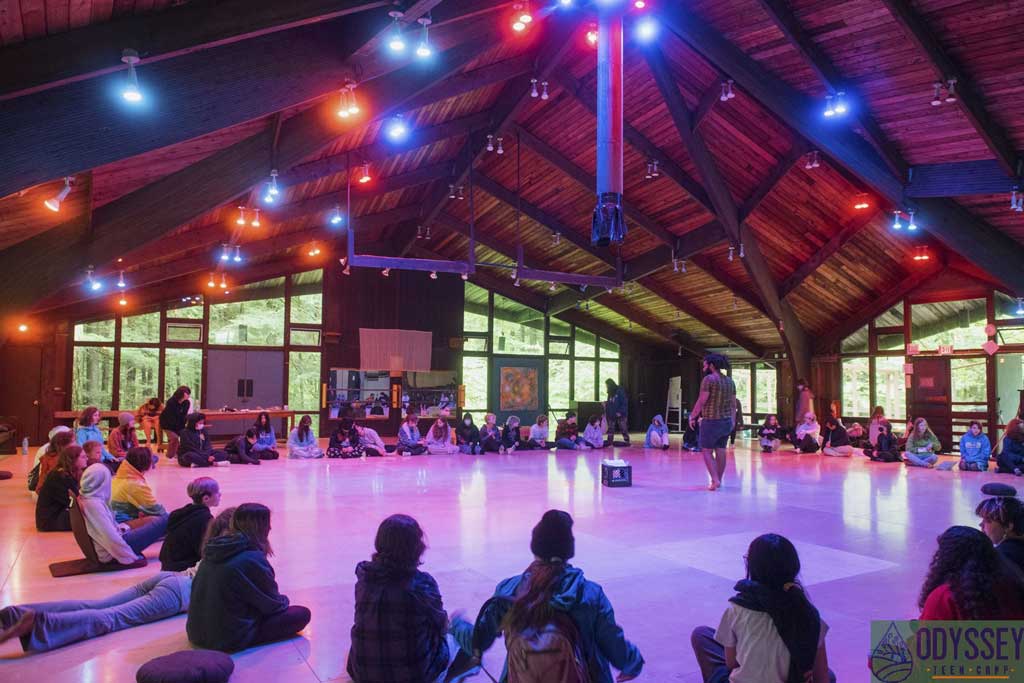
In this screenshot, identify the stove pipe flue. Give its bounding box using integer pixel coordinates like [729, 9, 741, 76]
[591, 7, 626, 247]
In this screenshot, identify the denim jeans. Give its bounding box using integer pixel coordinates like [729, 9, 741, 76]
[0, 572, 189, 652]
[555, 437, 582, 449]
[123, 514, 168, 554]
[905, 452, 938, 467]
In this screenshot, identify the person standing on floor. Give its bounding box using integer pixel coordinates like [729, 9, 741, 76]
[187, 503, 311, 652]
[690, 353, 737, 491]
[604, 379, 631, 447]
[160, 386, 192, 462]
[794, 379, 814, 430]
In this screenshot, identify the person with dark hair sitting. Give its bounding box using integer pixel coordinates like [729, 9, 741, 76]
[458, 413, 482, 454]
[757, 415, 782, 453]
[554, 411, 584, 450]
[918, 526, 1024, 620]
[327, 419, 359, 459]
[820, 417, 853, 458]
[178, 413, 229, 468]
[347, 515, 478, 683]
[226, 428, 262, 465]
[252, 411, 280, 460]
[187, 503, 311, 652]
[864, 421, 901, 462]
[111, 447, 169, 532]
[467, 509, 644, 683]
[35, 445, 86, 532]
[959, 421, 992, 471]
[160, 477, 221, 572]
[691, 533, 835, 683]
[997, 419, 1024, 475]
[976, 496, 1024, 573]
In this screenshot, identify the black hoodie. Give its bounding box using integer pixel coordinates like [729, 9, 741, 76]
[159, 502, 213, 571]
[187, 532, 290, 652]
[457, 416, 480, 445]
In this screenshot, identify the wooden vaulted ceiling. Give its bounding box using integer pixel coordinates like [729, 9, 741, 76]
[1, 0, 1023, 362]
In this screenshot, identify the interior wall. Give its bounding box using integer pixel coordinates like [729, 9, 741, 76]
[0, 320, 69, 445]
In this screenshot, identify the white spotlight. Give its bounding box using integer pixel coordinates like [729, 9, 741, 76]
[121, 49, 143, 103]
[415, 17, 432, 58]
[233, 245, 242, 262]
[44, 177, 72, 212]
[117, 271, 126, 288]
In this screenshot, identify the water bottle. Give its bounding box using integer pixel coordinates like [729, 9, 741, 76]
[21, 437, 29, 455]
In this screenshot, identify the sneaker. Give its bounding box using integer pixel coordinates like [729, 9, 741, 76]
[214, 461, 231, 467]
[499, 446, 506, 454]
[764, 446, 773, 453]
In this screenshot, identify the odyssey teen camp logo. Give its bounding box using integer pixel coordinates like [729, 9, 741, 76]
[871, 621, 1024, 683]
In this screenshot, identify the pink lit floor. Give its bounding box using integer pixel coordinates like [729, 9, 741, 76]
[0, 437, 994, 681]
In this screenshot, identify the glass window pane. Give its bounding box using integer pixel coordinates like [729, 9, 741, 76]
[951, 357, 987, 408]
[288, 351, 322, 417]
[599, 338, 620, 358]
[911, 299, 987, 351]
[874, 356, 906, 422]
[462, 356, 488, 411]
[492, 293, 544, 355]
[72, 346, 114, 410]
[119, 347, 159, 410]
[548, 341, 570, 355]
[842, 357, 870, 418]
[549, 317, 570, 337]
[121, 312, 160, 343]
[165, 348, 202, 403]
[575, 329, 596, 357]
[877, 333, 905, 352]
[731, 366, 752, 417]
[290, 294, 322, 325]
[841, 325, 868, 353]
[573, 360, 595, 402]
[997, 327, 1024, 345]
[167, 323, 203, 343]
[74, 319, 115, 342]
[290, 328, 321, 346]
[549, 359, 571, 414]
[464, 337, 488, 352]
[209, 278, 286, 346]
[997, 353, 1024, 425]
[875, 304, 904, 328]
[996, 291, 1024, 321]
[167, 299, 204, 319]
[755, 363, 778, 416]
[464, 282, 489, 333]
[599, 361, 620, 395]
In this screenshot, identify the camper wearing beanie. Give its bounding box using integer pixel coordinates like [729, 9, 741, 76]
[108, 412, 141, 459]
[465, 509, 644, 683]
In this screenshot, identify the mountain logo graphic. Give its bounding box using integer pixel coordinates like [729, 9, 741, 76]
[871, 621, 914, 683]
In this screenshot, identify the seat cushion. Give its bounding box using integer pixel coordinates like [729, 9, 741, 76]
[136, 650, 234, 683]
[0, 471, 12, 480]
[982, 482, 1018, 497]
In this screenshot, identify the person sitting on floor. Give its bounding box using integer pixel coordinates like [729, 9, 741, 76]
[35, 445, 86, 532]
[33, 430, 74, 494]
[820, 417, 853, 458]
[690, 533, 835, 683]
[0, 507, 235, 653]
[426, 415, 458, 455]
[396, 412, 428, 456]
[225, 428, 262, 465]
[867, 406, 888, 448]
[683, 417, 702, 452]
[458, 412, 482, 454]
[478, 413, 502, 453]
[528, 414, 553, 449]
[918, 526, 1024, 620]
[327, 419, 359, 459]
[187, 503, 311, 652]
[959, 421, 992, 471]
[500, 416, 531, 454]
[252, 411, 281, 460]
[82, 440, 105, 467]
[111, 447, 169, 531]
[904, 417, 944, 469]
[793, 413, 821, 453]
[288, 415, 325, 459]
[355, 423, 387, 458]
[107, 412, 140, 460]
[161, 477, 221, 572]
[29, 426, 72, 492]
[645, 414, 670, 450]
[347, 514, 477, 683]
[79, 463, 164, 565]
[758, 415, 782, 453]
[136, 397, 163, 449]
[554, 411, 584, 450]
[466, 509, 644, 683]
[76, 406, 116, 464]
[997, 419, 1024, 476]
[976, 495, 1024, 574]
[864, 421, 901, 462]
[582, 414, 605, 449]
[179, 413, 229, 468]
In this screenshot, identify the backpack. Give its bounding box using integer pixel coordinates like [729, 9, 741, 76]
[505, 612, 591, 683]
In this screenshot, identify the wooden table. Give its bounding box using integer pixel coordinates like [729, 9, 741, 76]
[54, 409, 297, 432]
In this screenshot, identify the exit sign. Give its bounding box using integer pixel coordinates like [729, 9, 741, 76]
[938, 344, 954, 355]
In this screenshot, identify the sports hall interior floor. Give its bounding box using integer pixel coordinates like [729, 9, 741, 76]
[0, 436, 992, 682]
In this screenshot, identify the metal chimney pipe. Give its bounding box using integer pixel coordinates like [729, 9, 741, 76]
[592, 6, 626, 247]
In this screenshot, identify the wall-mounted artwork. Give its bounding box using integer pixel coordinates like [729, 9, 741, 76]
[500, 367, 539, 411]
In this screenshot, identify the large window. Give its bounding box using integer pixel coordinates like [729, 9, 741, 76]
[165, 348, 202, 401]
[874, 356, 907, 421]
[72, 346, 114, 410]
[754, 363, 778, 417]
[119, 347, 159, 410]
[492, 293, 544, 355]
[731, 366, 752, 418]
[462, 356, 488, 415]
[549, 359, 571, 426]
[574, 361, 596, 402]
[209, 277, 286, 346]
[842, 357, 870, 418]
[289, 351, 322, 435]
[912, 299, 987, 351]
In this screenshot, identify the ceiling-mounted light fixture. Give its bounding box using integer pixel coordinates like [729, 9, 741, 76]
[220, 274, 228, 289]
[486, 134, 495, 152]
[586, 26, 598, 47]
[251, 209, 261, 227]
[720, 79, 736, 102]
[119, 294, 128, 306]
[457, 185, 465, 200]
[728, 245, 735, 262]
[121, 49, 143, 103]
[944, 78, 957, 103]
[833, 91, 848, 115]
[552, 231, 561, 245]
[386, 115, 409, 142]
[220, 244, 230, 261]
[530, 78, 539, 98]
[738, 242, 745, 258]
[358, 163, 372, 184]
[44, 177, 72, 212]
[117, 271, 126, 288]
[233, 245, 242, 262]
[207, 273, 216, 288]
[330, 205, 343, 226]
[86, 267, 102, 292]
[424, 225, 432, 240]
[415, 17, 432, 58]
[308, 244, 321, 257]
[382, 268, 390, 277]
[635, 17, 658, 42]
[823, 94, 835, 118]
[236, 206, 247, 225]
[461, 272, 469, 280]
[430, 271, 438, 280]
[853, 194, 870, 210]
[512, 2, 532, 32]
[540, 81, 549, 100]
[496, 137, 505, 155]
[387, 11, 406, 52]
[892, 210, 902, 230]
[907, 209, 918, 231]
[18, 324, 28, 333]
[549, 282, 556, 292]
[416, 225, 424, 239]
[448, 184, 457, 200]
[263, 170, 279, 203]
[931, 82, 943, 106]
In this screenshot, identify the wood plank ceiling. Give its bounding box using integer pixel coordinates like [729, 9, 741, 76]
[1, 0, 1023, 357]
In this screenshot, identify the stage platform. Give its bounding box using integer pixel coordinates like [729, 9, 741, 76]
[0, 437, 994, 681]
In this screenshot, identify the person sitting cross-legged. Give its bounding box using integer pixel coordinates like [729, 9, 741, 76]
[178, 413, 229, 468]
[820, 417, 853, 457]
[644, 414, 670, 450]
[160, 477, 221, 572]
[958, 421, 992, 471]
[110, 447, 169, 532]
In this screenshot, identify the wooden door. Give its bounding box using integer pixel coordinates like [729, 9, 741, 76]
[0, 345, 43, 445]
[910, 357, 952, 450]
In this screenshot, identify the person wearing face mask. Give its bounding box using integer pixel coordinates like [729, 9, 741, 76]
[178, 413, 229, 468]
[458, 413, 481, 454]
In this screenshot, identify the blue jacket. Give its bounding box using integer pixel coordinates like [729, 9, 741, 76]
[254, 427, 276, 451]
[472, 565, 643, 683]
[397, 423, 422, 449]
[76, 425, 114, 461]
[959, 432, 991, 469]
[605, 387, 628, 418]
[644, 415, 668, 448]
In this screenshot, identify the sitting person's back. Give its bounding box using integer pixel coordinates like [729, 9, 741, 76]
[111, 447, 167, 523]
[161, 477, 220, 571]
[78, 464, 143, 565]
[347, 515, 454, 683]
[35, 445, 85, 532]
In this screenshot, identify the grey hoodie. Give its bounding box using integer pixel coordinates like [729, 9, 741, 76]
[79, 464, 139, 565]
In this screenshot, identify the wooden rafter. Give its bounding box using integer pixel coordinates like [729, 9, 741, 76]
[739, 141, 809, 220]
[778, 209, 882, 298]
[687, 255, 768, 318]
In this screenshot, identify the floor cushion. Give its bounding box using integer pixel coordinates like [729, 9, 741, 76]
[982, 482, 1017, 497]
[136, 649, 234, 683]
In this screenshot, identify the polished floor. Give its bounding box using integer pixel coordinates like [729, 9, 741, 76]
[0, 438, 996, 681]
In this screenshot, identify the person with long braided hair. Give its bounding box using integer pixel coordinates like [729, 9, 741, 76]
[918, 526, 1024, 620]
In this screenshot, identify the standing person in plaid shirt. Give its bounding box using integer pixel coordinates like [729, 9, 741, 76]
[347, 515, 478, 683]
[689, 353, 737, 492]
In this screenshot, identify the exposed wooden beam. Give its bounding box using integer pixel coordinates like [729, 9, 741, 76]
[779, 209, 882, 298]
[0, 37, 494, 321]
[878, 0, 1018, 176]
[739, 141, 809, 220]
[658, 4, 1024, 297]
[687, 254, 769, 318]
[591, 293, 706, 352]
[693, 81, 722, 131]
[644, 45, 809, 377]
[906, 159, 1016, 198]
[752, 0, 906, 175]
[0, 0, 389, 101]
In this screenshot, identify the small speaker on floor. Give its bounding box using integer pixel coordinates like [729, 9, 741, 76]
[601, 459, 632, 488]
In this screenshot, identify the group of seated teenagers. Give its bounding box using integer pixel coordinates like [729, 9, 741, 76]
[10, 479, 1024, 683]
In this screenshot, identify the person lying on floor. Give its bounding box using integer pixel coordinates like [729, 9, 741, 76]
[80, 463, 165, 564]
[35, 445, 86, 532]
[0, 508, 234, 654]
[187, 503, 311, 652]
[225, 428, 262, 465]
[645, 414, 670, 450]
[160, 477, 222, 572]
[178, 413, 229, 468]
[958, 421, 992, 471]
[111, 447, 169, 528]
